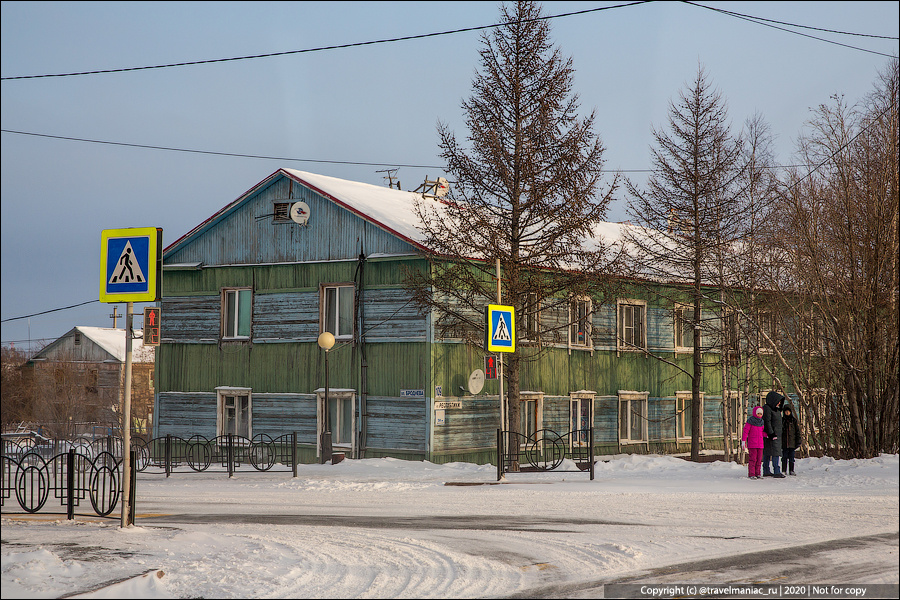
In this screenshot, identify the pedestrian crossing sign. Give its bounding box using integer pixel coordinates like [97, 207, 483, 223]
[485, 304, 515, 353]
[100, 227, 162, 303]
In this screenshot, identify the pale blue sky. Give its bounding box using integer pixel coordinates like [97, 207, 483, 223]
[2, 1, 898, 350]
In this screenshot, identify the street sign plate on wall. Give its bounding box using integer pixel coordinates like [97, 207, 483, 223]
[100, 227, 162, 303]
[485, 304, 515, 353]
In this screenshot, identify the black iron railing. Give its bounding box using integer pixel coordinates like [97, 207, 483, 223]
[1, 432, 301, 517]
[497, 428, 595, 481]
[134, 433, 300, 476]
[1, 447, 130, 518]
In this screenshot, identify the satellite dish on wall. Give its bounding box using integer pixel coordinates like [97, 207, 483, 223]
[290, 202, 310, 225]
[468, 369, 485, 395]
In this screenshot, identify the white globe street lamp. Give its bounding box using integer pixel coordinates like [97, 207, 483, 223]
[317, 332, 335, 463]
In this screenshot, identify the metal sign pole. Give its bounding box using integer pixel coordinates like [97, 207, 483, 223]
[496, 258, 505, 434]
[120, 301, 133, 528]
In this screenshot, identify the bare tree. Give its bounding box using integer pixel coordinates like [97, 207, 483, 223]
[624, 65, 744, 461]
[712, 113, 781, 462]
[764, 58, 899, 458]
[1, 346, 34, 429]
[407, 0, 619, 444]
[27, 353, 115, 439]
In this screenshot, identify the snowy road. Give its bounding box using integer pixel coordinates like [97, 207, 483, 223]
[2, 454, 897, 599]
[516, 531, 899, 598]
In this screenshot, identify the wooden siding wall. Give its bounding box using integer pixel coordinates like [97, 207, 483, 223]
[164, 176, 419, 266]
[363, 288, 428, 342]
[592, 304, 617, 348]
[250, 393, 317, 439]
[157, 392, 217, 438]
[431, 396, 500, 453]
[160, 296, 220, 342]
[365, 396, 426, 451]
[649, 397, 677, 440]
[156, 391, 318, 441]
[594, 396, 619, 443]
[704, 396, 724, 438]
[428, 392, 733, 451]
[36, 333, 116, 363]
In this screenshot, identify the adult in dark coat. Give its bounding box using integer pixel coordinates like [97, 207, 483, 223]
[781, 403, 802, 475]
[763, 391, 785, 477]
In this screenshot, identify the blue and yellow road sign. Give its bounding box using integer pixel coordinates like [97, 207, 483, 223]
[485, 304, 515, 353]
[100, 227, 162, 303]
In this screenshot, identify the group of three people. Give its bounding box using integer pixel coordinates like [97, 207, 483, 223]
[741, 391, 802, 479]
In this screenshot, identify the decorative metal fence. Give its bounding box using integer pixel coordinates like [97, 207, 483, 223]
[496, 428, 595, 481]
[1, 445, 129, 518]
[1, 433, 300, 517]
[134, 433, 300, 477]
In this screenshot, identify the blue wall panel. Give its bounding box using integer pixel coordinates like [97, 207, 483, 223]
[365, 396, 427, 450]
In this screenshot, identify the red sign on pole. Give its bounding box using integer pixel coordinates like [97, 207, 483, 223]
[143, 306, 161, 346]
[484, 355, 497, 379]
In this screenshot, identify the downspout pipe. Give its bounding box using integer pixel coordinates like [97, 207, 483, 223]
[354, 250, 368, 458]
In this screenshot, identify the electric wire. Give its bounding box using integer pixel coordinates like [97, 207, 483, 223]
[2, 299, 99, 323]
[684, 1, 898, 58]
[0, 129, 822, 174]
[4, 1, 894, 81]
[0, 1, 652, 80]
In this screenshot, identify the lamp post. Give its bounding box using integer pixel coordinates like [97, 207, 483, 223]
[317, 332, 335, 464]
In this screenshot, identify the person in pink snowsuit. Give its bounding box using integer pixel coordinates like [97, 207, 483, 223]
[742, 406, 767, 479]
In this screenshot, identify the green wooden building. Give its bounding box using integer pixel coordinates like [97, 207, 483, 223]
[155, 168, 769, 464]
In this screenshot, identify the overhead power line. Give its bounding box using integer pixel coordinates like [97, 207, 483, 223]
[1, 128, 824, 174]
[1, 1, 651, 80]
[6, 1, 892, 82]
[685, 1, 899, 40]
[684, 1, 899, 58]
[0, 129, 445, 169]
[1, 299, 99, 323]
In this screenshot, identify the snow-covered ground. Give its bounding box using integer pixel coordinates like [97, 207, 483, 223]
[2, 454, 898, 599]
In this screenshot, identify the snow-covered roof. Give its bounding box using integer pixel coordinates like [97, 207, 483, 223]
[32, 327, 155, 363]
[164, 168, 693, 283]
[282, 169, 436, 249]
[282, 169, 639, 261]
[77, 326, 154, 363]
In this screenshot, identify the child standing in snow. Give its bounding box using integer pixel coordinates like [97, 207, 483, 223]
[742, 406, 767, 479]
[781, 403, 802, 476]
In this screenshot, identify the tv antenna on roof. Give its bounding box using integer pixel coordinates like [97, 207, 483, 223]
[415, 176, 450, 199]
[377, 168, 401, 190]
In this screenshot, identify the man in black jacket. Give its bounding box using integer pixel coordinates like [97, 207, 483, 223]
[763, 391, 786, 478]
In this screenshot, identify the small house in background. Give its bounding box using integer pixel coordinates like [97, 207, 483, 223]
[156, 168, 779, 464]
[24, 326, 155, 438]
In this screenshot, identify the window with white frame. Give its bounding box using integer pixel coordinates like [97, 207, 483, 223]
[319, 390, 356, 449]
[216, 388, 251, 438]
[570, 394, 593, 446]
[322, 284, 354, 340]
[570, 297, 592, 348]
[328, 395, 354, 445]
[675, 391, 704, 440]
[520, 392, 543, 440]
[618, 391, 648, 443]
[618, 300, 646, 351]
[222, 288, 252, 339]
[674, 304, 697, 351]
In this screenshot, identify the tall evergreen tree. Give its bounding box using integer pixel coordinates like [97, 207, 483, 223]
[408, 0, 618, 445]
[625, 65, 744, 461]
